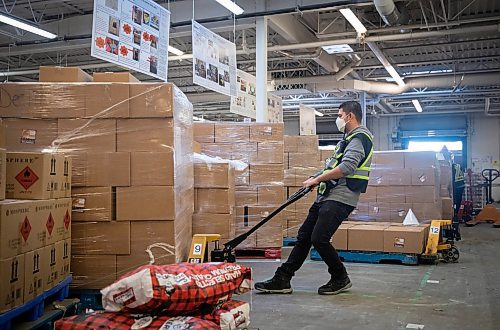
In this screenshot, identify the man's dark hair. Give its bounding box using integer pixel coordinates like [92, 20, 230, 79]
[339, 101, 362, 122]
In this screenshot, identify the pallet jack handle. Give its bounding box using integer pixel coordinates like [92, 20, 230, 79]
[481, 169, 499, 204]
[211, 186, 314, 262]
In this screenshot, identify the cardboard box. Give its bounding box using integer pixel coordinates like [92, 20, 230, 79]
[71, 221, 131, 255]
[412, 202, 442, 220]
[257, 186, 285, 205]
[39, 66, 93, 82]
[116, 186, 175, 220]
[214, 123, 250, 143]
[200, 143, 233, 160]
[286, 220, 302, 237]
[57, 119, 116, 152]
[349, 202, 371, 221]
[193, 123, 215, 143]
[404, 151, 437, 169]
[359, 186, 376, 203]
[24, 247, 47, 302]
[0, 200, 43, 259]
[54, 153, 69, 199]
[369, 169, 411, 186]
[194, 162, 233, 188]
[3, 119, 58, 152]
[284, 169, 295, 186]
[256, 225, 283, 247]
[117, 119, 173, 152]
[376, 186, 405, 203]
[54, 198, 72, 239]
[129, 83, 173, 118]
[70, 254, 117, 289]
[348, 224, 387, 252]
[195, 188, 234, 214]
[0, 149, 5, 200]
[235, 167, 250, 186]
[372, 151, 405, 169]
[235, 187, 257, 206]
[411, 168, 437, 186]
[441, 197, 453, 220]
[0, 254, 25, 313]
[256, 142, 284, 164]
[233, 211, 257, 249]
[405, 186, 436, 203]
[288, 153, 322, 169]
[390, 203, 412, 222]
[30, 84, 86, 119]
[60, 238, 71, 279]
[249, 164, 284, 185]
[284, 135, 298, 153]
[231, 143, 257, 164]
[285, 136, 319, 153]
[131, 151, 173, 186]
[192, 213, 235, 239]
[93, 72, 139, 82]
[193, 141, 201, 153]
[332, 223, 357, 250]
[320, 148, 335, 161]
[84, 84, 129, 118]
[440, 165, 452, 185]
[42, 244, 58, 290]
[250, 123, 283, 142]
[71, 152, 130, 187]
[72, 187, 114, 221]
[383, 226, 428, 253]
[368, 203, 391, 221]
[34, 199, 57, 245]
[0, 84, 31, 117]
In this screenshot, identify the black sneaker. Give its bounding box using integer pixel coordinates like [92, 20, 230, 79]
[318, 276, 352, 295]
[254, 276, 292, 294]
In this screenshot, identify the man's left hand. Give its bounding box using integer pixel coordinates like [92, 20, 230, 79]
[303, 177, 319, 188]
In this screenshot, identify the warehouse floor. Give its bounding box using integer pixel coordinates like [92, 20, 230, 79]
[239, 225, 500, 330]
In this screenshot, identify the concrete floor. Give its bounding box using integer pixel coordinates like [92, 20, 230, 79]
[239, 225, 500, 330]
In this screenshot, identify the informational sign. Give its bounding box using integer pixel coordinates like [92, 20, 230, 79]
[192, 20, 237, 96]
[267, 93, 283, 123]
[91, 0, 170, 81]
[230, 70, 256, 118]
[300, 104, 316, 135]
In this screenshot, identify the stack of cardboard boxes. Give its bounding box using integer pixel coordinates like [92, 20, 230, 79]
[283, 135, 323, 237]
[194, 122, 285, 248]
[352, 150, 443, 222]
[193, 161, 236, 243]
[1, 67, 194, 290]
[0, 148, 72, 313]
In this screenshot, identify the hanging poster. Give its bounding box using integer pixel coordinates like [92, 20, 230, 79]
[192, 20, 237, 96]
[91, 0, 170, 81]
[230, 70, 257, 118]
[267, 93, 283, 123]
[300, 104, 316, 135]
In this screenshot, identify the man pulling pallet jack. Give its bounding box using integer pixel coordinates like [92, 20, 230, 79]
[254, 101, 374, 295]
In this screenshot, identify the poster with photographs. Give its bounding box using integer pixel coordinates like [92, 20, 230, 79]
[299, 104, 316, 135]
[91, 0, 170, 80]
[230, 70, 257, 118]
[192, 20, 237, 96]
[267, 93, 283, 123]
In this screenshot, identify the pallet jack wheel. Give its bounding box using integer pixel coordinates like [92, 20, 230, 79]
[442, 246, 460, 263]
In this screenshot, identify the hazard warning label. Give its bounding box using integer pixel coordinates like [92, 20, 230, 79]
[64, 210, 71, 230]
[21, 216, 32, 242]
[15, 166, 39, 190]
[46, 213, 54, 236]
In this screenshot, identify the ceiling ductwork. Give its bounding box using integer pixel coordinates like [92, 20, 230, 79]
[373, 0, 409, 26]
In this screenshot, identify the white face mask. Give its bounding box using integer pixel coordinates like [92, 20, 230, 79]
[336, 116, 348, 133]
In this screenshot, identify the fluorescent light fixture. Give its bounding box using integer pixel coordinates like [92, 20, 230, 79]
[168, 45, 184, 56]
[384, 65, 405, 87]
[412, 99, 423, 112]
[404, 69, 452, 76]
[321, 44, 353, 54]
[0, 12, 57, 39]
[314, 110, 324, 117]
[339, 8, 367, 34]
[214, 0, 244, 15]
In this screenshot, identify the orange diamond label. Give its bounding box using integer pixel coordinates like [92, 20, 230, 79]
[15, 166, 39, 190]
[20, 216, 31, 242]
[64, 210, 71, 230]
[46, 213, 54, 235]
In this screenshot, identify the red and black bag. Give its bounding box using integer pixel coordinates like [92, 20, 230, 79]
[199, 299, 250, 330]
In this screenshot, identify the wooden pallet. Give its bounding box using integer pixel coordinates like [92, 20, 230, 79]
[235, 247, 282, 259]
[0, 276, 72, 330]
[310, 249, 419, 265]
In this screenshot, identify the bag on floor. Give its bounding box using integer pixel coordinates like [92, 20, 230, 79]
[101, 262, 252, 314]
[54, 312, 220, 330]
[199, 299, 250, 330]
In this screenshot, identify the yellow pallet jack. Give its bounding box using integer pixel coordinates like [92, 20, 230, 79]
[421, 220, 460, 263]
[187, 234, 221, 263]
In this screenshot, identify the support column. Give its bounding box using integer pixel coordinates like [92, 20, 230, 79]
[256, 16, 268, 123]
[360, 92, 367, 126]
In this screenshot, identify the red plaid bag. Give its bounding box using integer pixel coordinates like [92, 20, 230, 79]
[200, 300, 250, 330]
[101, 263, 252, 315]
[55, 312, 219, 330]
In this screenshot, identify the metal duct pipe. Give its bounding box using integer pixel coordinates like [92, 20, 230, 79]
[374, 0, 408, 25]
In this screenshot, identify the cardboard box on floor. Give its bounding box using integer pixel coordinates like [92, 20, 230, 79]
[257, 185, 285, 205]
[348, 224, 388, 251]
[332, 223, 357, 250]
[383, 225, 429, 254]
[72, 187, 114, 221]
[256, 142, 284, 164]
[288, 152, 322, 169]
[0, 254, 25, 313]
[39, 66, 93, 82]
[71, 221, 131, 255]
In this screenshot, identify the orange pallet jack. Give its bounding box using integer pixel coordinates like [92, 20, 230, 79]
[466, 169, 500, 227]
